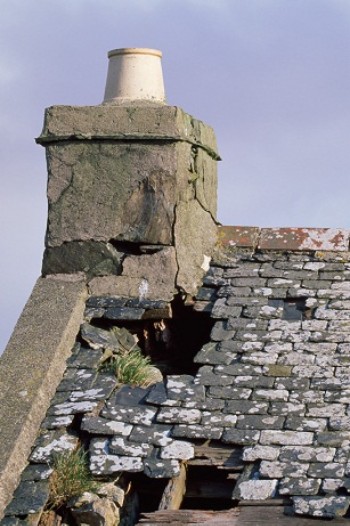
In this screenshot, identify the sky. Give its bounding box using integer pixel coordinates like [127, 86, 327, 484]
[1, 0, 350, 351]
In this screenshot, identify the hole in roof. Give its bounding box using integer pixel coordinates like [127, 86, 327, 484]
[180, 465, 237, 510]
[87, 294, 215, 376]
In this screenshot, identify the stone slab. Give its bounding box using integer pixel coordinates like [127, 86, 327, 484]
[259, 228, 350, 252]
[36, 105, 220, 160]
[0, 276, 87, 518]
[44, 141, 179, 247]
[89, 247, 178, 302]
[217, 226, 260, 249]
[174, 199, 217, 296]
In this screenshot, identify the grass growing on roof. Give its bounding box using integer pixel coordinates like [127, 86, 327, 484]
[100, 326, 162, 387]
[111, 348, 161, 387]
[48, 448, 97, 509]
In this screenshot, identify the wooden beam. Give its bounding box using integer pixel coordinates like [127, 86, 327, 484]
[158, 463, 187, 511]
[236, 506, 350, 525]
[189, 444, 243, 470]
[137, 508, 240, 525]
[137, 506, 350, 525]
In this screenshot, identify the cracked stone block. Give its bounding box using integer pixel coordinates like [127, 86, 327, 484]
[129, 424, 173, 446]
[109, 438, 152, 457]
[30, 431, 78, 463]
[236, 479, 278, 500]
[44, 138, 181, 247]
[89, 247, 178, 302]
[143, 458, 180, 478]
[160, 440, 194, 460]
[279, 477, 321, 496]
[4, 481, 49, 515]
[293, 496, 350, 518]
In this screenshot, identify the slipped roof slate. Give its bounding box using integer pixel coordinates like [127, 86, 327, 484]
[4, 227, 350, 523]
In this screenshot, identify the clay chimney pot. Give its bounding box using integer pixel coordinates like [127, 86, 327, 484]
[103, 47, 166, 104]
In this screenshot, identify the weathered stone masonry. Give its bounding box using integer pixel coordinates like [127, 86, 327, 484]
[38, 104, 219, 299]
[2, 48, 350, 525]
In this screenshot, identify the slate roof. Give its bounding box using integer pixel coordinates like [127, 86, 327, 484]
[4, 226, 350, 523]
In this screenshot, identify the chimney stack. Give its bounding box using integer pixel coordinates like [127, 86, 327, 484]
[37, 48, 219, 300]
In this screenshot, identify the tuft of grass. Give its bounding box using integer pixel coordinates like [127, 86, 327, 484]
[48, 448, 97, 509]
[110, 349, 161, 387]
[98, 326, 162, 387]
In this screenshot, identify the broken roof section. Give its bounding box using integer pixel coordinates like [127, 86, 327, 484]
[4, 227, 350, 523]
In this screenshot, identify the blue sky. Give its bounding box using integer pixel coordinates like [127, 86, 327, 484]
[1, 0, 350, 351]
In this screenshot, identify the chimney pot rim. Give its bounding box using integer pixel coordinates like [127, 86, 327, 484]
[108, 48, 162, 59]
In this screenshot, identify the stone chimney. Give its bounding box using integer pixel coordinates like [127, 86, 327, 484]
[37, 48, 219, 301]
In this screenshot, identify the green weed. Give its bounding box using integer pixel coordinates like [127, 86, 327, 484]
[48, 448, 97, 509]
